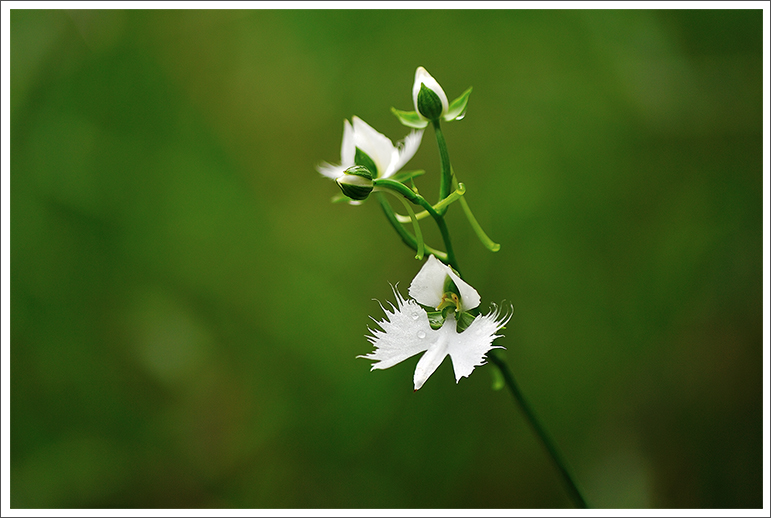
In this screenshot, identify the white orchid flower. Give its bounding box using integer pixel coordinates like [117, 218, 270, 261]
[359, 255, 510, 391]
[317, 116, 423, 183]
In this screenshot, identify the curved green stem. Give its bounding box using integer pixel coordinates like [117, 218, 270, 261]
[487, 352, 589, 509]
[452, 175, 500, 252]
[394, 183, 466, 224]
[375, 193, 447, 262]
[433, 119, 453, 205]
[375, 179, 460, 275]
[395, 209, 432, 223]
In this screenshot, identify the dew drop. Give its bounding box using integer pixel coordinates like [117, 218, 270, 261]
[417, 331, 426, 339]
[411, 312, 420, 320]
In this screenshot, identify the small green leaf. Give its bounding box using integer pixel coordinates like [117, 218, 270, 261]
[390, 169, 425, 184]
[445, 86, 473, 121]
[391, 107, 429, 129]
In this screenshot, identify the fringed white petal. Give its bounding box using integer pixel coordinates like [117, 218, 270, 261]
[358, 287, 434, 371]
[383, 129, 424, 178]
[447, 305, 511, 382]
[317, 161, 346, 180]
[359, 288, 511, 390]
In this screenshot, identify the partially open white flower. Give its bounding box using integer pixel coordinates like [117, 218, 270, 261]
[359, 256, 510, 391]
[408, 254, 480, 312]
[317, 116, 423, 182]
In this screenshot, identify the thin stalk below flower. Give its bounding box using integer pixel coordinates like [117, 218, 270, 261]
[433, 119, 453, 205]
[487, 351, 589, 509]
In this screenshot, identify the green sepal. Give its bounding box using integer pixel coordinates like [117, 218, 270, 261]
[426, 311, 444, 330]
[344, 164, 373, 180]
[354, 148, 378, 177]
[417, 83, 443, 120]
[391, 107, 429, 129]
[389, 169, 425, 184]
[445, 86, 472, 121]
[336, 182, 372, 201]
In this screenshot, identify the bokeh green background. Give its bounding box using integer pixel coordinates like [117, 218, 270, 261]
[10, 9, 764, 509]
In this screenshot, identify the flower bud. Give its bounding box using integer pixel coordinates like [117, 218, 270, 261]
[336, 165, 374, 201]
[417, 84, 443, 121]
[412, 67, 449, 122]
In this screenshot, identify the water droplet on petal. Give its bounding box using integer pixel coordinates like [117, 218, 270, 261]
[417, 331, 426, 339]
[411, 312, 420, 320]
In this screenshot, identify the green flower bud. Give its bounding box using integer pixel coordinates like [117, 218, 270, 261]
[336, 165, 374, 201]
[412, 67, 449, 122]
[417, 83, 444, 121]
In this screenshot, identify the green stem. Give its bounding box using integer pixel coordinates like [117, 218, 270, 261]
[393, 183, 466, 224]
[394, 194, 424, 260]
[487, 352, 589, 509]
[433, 119, 452, 205]
[375, 193, 447, 262]
[375, 179, 460, 275]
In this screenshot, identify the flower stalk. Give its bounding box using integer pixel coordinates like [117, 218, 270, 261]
[433, 119, 453, 205]
[317, 65, 587, 509]
[487, 352, 589, 509]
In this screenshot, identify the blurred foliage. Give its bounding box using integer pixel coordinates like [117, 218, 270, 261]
[10, 9, 763, 508]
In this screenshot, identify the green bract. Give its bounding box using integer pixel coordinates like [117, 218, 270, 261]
[390, 108, 427, 129]
[445, 86, 473, 121]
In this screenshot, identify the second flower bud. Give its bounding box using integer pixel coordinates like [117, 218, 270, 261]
[336, 165, 374, 201]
